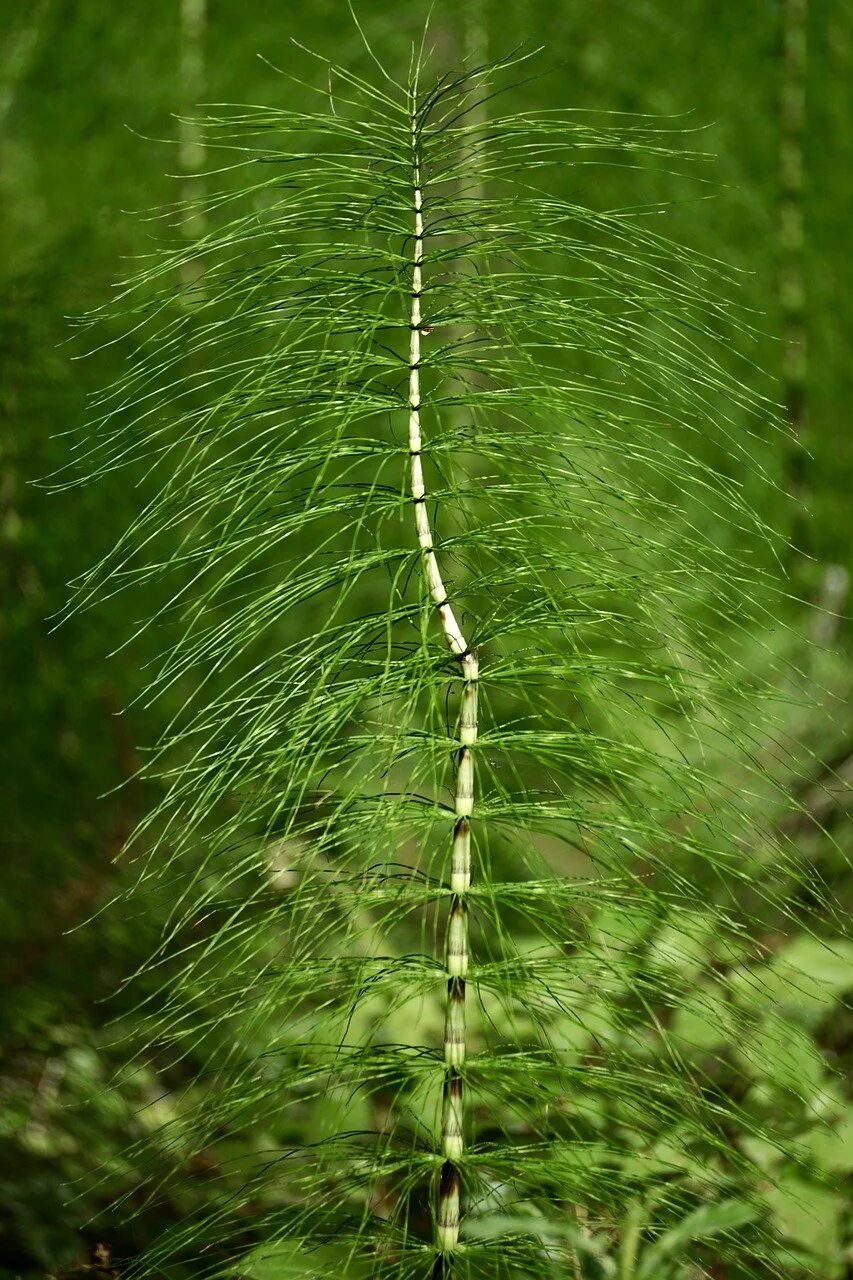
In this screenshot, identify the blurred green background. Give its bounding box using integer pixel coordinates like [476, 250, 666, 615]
[1, 2, 851, 1276]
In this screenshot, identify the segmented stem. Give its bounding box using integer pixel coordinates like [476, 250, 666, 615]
[179, 0, 206, 291]
[779, 0, 807, 433]
[779, 0, 808, 554]
[408, 102, 479, 1272]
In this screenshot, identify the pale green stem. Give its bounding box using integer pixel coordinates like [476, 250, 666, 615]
[779, 0, 807, 544]
[408, 99, 479, 1269]
[0, 0, 51, 132]
[462, 0, 488, 204]
[179, 0, 206, 290]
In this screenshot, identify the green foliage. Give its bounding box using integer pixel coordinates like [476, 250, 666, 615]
[52, 28, 851, 1280]
[2, 5, 852, 1280]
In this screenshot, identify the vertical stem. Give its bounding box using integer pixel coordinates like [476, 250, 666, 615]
[779, 0, 808, 552]
[408, 100, 479, 1275]
[0, 0, 52, 133]
[462, 0, 488, 206]
[179, 0, 206, 291]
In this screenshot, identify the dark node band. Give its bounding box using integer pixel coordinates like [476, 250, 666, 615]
[444, 1071, 463, 1097]
[454, 646, 479, 667]
[439, 1161, 461, 1196]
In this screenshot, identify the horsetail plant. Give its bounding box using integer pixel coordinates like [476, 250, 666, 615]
[57, 28, 826, 1280]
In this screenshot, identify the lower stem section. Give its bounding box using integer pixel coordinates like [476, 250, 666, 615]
[436, 664, 477, 1263]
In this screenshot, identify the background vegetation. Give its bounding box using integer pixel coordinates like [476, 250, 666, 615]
[1, 2, 851, 1277]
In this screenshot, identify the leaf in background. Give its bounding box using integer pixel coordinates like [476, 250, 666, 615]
[736, 1015, 826, 1098]
[800, 1101, 853, 1174]
[635, 1198, 758, 1279]
[234, 1240, 369, 1279]
[669, 979, 734, 1054]
[768, 936, 853, 1023]
[763, 1174, 846, 1275]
